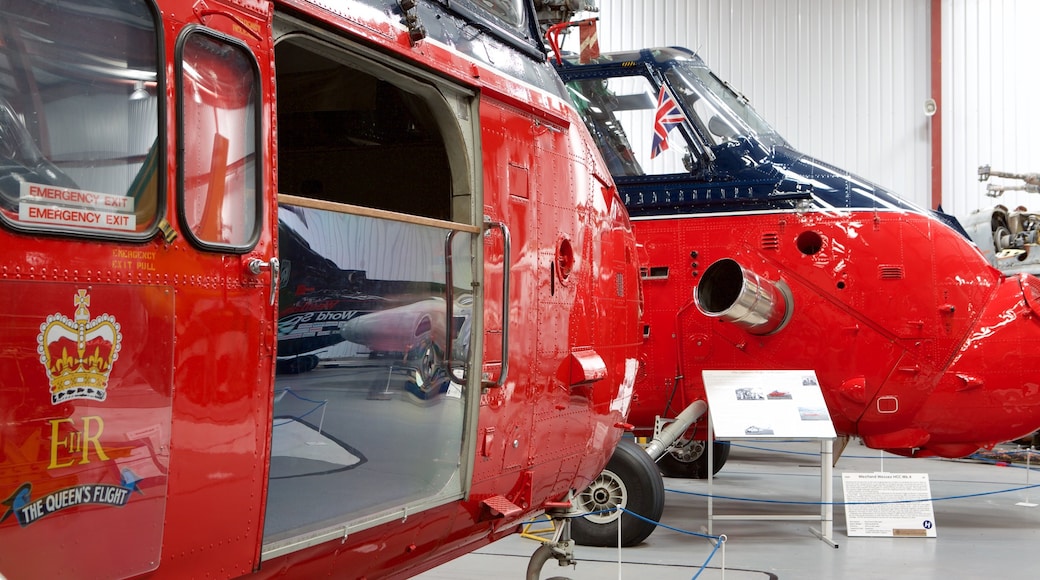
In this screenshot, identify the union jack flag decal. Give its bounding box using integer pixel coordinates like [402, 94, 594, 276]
[650, 85, 686, 159]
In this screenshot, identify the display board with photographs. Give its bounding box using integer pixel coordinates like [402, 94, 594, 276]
[703, 369, 837, 439]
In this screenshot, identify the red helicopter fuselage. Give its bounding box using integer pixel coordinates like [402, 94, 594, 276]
[0, 1, 642, 578]
[556, 46, 1040, 463]
[634, 209, 1040, 459]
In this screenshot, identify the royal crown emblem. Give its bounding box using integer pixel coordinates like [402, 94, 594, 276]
[37, 289, 122, 404]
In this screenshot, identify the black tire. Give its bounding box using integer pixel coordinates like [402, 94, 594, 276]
[657, 440, 731, 479]
[570, 438, 664, 547]
[276, 354, 320, 375]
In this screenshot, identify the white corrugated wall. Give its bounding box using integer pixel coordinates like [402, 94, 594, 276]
[583, 0, 1040, 224]
[942, 0, 1040, 219]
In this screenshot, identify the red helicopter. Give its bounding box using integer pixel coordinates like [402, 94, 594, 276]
[0, 0, 651, 578]
[551, 36, 1040, 545]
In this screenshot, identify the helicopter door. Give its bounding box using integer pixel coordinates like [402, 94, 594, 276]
[260, 19, 481, 558]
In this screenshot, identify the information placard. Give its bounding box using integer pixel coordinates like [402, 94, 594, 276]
[841, 473, 937, 537]
[702, 369, 836, 439]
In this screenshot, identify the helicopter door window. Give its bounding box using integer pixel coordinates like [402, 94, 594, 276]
[0, 0, 161, 239]
[177, 29, 261, 251]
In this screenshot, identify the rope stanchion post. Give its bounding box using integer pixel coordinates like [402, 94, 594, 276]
[562, 506, 726, 578]
[317, 396, 327, 435]
[809, 439, 837, 547]
[615, 507, 726, 579]
[616, 507, 621, 580]
[1016, 446, 1038, 507]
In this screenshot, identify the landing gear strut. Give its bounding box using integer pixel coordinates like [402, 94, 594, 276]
[525, 503, 577, 580]
[657, 437, 731, 479]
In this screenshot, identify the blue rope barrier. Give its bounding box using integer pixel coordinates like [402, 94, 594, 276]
[691, 540, 722, 580]
[967, 451, 1040, 469]
[729, 440, 1040, 465]
[272, 388, 328, 427]
[729, 441, 915, 459]
[565, 506, 725, 579]
[665, 482, 1040, 505]
[276, 387, 327, 405]
[548, 443, 1040, 579]
[618, 506, 719, 540]
[562, 476, 1040, 579]
[618, 507, 724, 580]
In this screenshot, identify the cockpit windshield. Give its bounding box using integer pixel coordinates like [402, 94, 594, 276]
[667, 60, 787, 149]
[564, 56, 788, 179]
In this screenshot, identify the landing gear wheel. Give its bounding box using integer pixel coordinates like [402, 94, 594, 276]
[657, 439, 731, 479]
[570, 438, 664, 547]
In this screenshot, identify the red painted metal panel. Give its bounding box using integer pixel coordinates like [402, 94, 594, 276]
[631, 207, 1040, 458]
[0, 0, 643, 577]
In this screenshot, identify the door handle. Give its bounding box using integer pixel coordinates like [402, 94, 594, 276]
[484, 218, 510, 387]
[248, 257, 280, 306]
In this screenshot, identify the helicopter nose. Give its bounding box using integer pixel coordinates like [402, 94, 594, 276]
[888, 273, 1040, 456]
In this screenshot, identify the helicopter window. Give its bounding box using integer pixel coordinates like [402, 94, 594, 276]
[177, 29, 261, 250]
[274, 41, 456, 221]
[0, 0, 161, 239]
[472, 0, 524, 27]
[708, 115, 740, 141]
[265, 204, 473, 551]
[667, 63, 788, 149]
[412, 0, 542, 61]
[566, 75, 696, 177]
[687, 97, 734, 147]
[664, 75, 738, 148]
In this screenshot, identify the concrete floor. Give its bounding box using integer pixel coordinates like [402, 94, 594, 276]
[417, 439, 1040, 579]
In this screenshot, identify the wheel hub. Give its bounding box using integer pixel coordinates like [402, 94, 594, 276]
[671, 439, 705, 463]
[574, 468, 627, 524]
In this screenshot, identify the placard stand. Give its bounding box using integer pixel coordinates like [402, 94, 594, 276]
[705, 416, 837, 546]
[702, 370, 838, 548]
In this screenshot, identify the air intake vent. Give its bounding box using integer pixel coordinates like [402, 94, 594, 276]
[760, 232, 780, 250]
[641, 266, 669, 280]
[1020, 273, 1040, 315]
[879, 265, 904, 280]
[1022, 273, 1040, 293]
